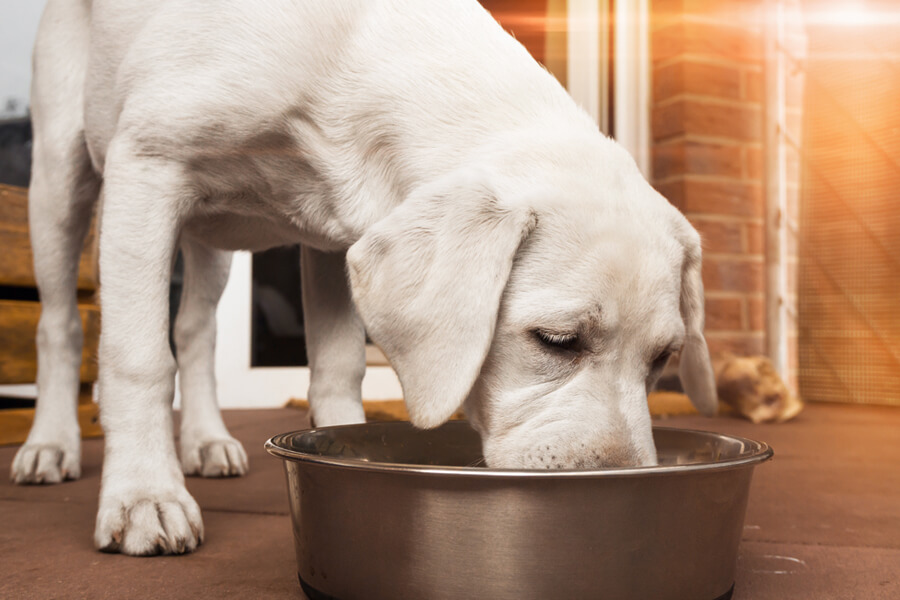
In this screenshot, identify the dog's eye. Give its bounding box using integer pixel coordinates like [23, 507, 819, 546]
[651, 350, 672, 372]
[534, 330, 578, 351]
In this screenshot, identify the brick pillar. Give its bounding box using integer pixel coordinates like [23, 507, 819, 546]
[650, 0, 767, 358]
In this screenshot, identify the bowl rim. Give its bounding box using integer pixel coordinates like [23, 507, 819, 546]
[264, 422, 774, 479]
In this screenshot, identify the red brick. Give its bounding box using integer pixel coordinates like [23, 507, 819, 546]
[652, 23, 686, 63]
[654, 180, 686, 211]
[654, 61, 743, 102]
[651, 0, 685, 30]
[692, 218, 744, 253]
[682, 21, 763, 63]
[704, 297, 744, 331]
[745, 222, 765, 254]
[653, 143, 686, 180]
[652, 102, 685, 141]
[684, 62, 743, 99]
[653, 0, 762, 27]
[747, 297, 765, 331]
[653, 21, 762, 64]
[745, 145, 763, 180]
[685, 140, 744, 177]
[655, 99, 761, 142]
[680, 179, 764, 218]
[702, 258, 764, 293]
[686, 100, 762, 140]
[655, 140, 746, 180]
[705, 333, 766, 357]
[653, 63, 683, 102]
[743, 69, 763, 102]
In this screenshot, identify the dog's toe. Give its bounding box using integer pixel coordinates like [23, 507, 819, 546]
[95, 492, 203, 556]
[182, 438, 249, 478]
[11, 443, 81, 485]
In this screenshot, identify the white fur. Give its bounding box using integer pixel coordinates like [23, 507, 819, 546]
[13, 0, 716, 555]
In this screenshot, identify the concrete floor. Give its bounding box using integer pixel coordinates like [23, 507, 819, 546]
[1, 403, 898, 599]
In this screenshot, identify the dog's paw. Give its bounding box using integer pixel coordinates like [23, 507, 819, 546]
[10, 442, 81, 484]
[95, 487, 203, 555]
[181, 438, 248, 478]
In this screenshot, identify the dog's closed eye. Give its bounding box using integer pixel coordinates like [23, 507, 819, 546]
[534, 329, 579, 351]
[650, 349, 674, 373]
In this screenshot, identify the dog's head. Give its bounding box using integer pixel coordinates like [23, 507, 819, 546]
[347, 138, 716, 469]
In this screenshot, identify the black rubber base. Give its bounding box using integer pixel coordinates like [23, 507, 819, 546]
[299, 574, 337, 600]
[300, 574, 735, 600]
[717, 583, 736, 600]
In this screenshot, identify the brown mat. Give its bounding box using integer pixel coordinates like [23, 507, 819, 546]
[1, 403, 898, 599]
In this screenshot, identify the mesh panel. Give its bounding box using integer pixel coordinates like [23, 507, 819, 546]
[798, 8, 900, 405]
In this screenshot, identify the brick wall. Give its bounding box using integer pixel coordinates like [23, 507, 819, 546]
[652, 0, 767, 358]
[650, 0, 803, 391]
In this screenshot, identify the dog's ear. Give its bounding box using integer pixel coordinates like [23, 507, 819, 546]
[346, 173, 536, 428]
[678, 238, 718, 416]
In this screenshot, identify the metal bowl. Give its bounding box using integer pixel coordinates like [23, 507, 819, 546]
[266, 421, 772, 600]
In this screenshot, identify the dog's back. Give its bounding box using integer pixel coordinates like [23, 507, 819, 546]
[79, 0, 585, 179]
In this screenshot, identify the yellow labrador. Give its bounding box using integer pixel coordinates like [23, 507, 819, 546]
[13, 0, 716, 555]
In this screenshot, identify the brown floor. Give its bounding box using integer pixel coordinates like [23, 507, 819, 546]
[1, 403, 898, 599]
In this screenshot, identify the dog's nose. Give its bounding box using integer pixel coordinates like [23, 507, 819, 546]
[599, 445, 641, 468]
[573, 442, 648, 469]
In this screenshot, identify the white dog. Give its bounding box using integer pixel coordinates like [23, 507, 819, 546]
[12, 0, 717, 555]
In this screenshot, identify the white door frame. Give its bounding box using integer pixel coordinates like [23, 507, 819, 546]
[211, 252, 402, 409]
[566, 0, 651, 176]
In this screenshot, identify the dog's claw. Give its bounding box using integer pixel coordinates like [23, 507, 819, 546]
[11, 443, 81, 485]
[95, 493, 203, 556]
[181, 438, 249, 478]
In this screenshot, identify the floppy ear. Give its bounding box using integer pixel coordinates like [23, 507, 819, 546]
[346, 174, 536, 429]
[678, 241, 718, 416]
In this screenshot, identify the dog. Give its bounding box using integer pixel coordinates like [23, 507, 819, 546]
[715, 355, 803, 423]
[656, 354, 803, 423]
[11, 0, 717, 555]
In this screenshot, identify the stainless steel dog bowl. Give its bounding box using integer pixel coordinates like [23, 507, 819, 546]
[266, 422, 772, 600]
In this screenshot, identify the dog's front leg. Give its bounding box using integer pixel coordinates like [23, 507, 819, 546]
[300, 246, 366, 427]
[175, 238, 248, 477]
[11, 0, 98, 484]
[93, 143, 202, 555]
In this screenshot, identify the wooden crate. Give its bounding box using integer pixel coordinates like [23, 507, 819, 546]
[0, 300, 99, 383]
[0, 184, 102, 445]
[0, 184, 99, 290]
[0, 385, 101, 446]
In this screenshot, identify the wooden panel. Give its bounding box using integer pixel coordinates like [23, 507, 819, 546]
[0, 184, 99, 291]
[0, 299, 99, 384]
[0, 386, 102, 446]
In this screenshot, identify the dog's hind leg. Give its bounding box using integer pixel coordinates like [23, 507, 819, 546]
[11, 0, 99, 485]
[92, 141, 202, 555]
[301, 246, 366, 427]
[175, 238, 248, 477]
